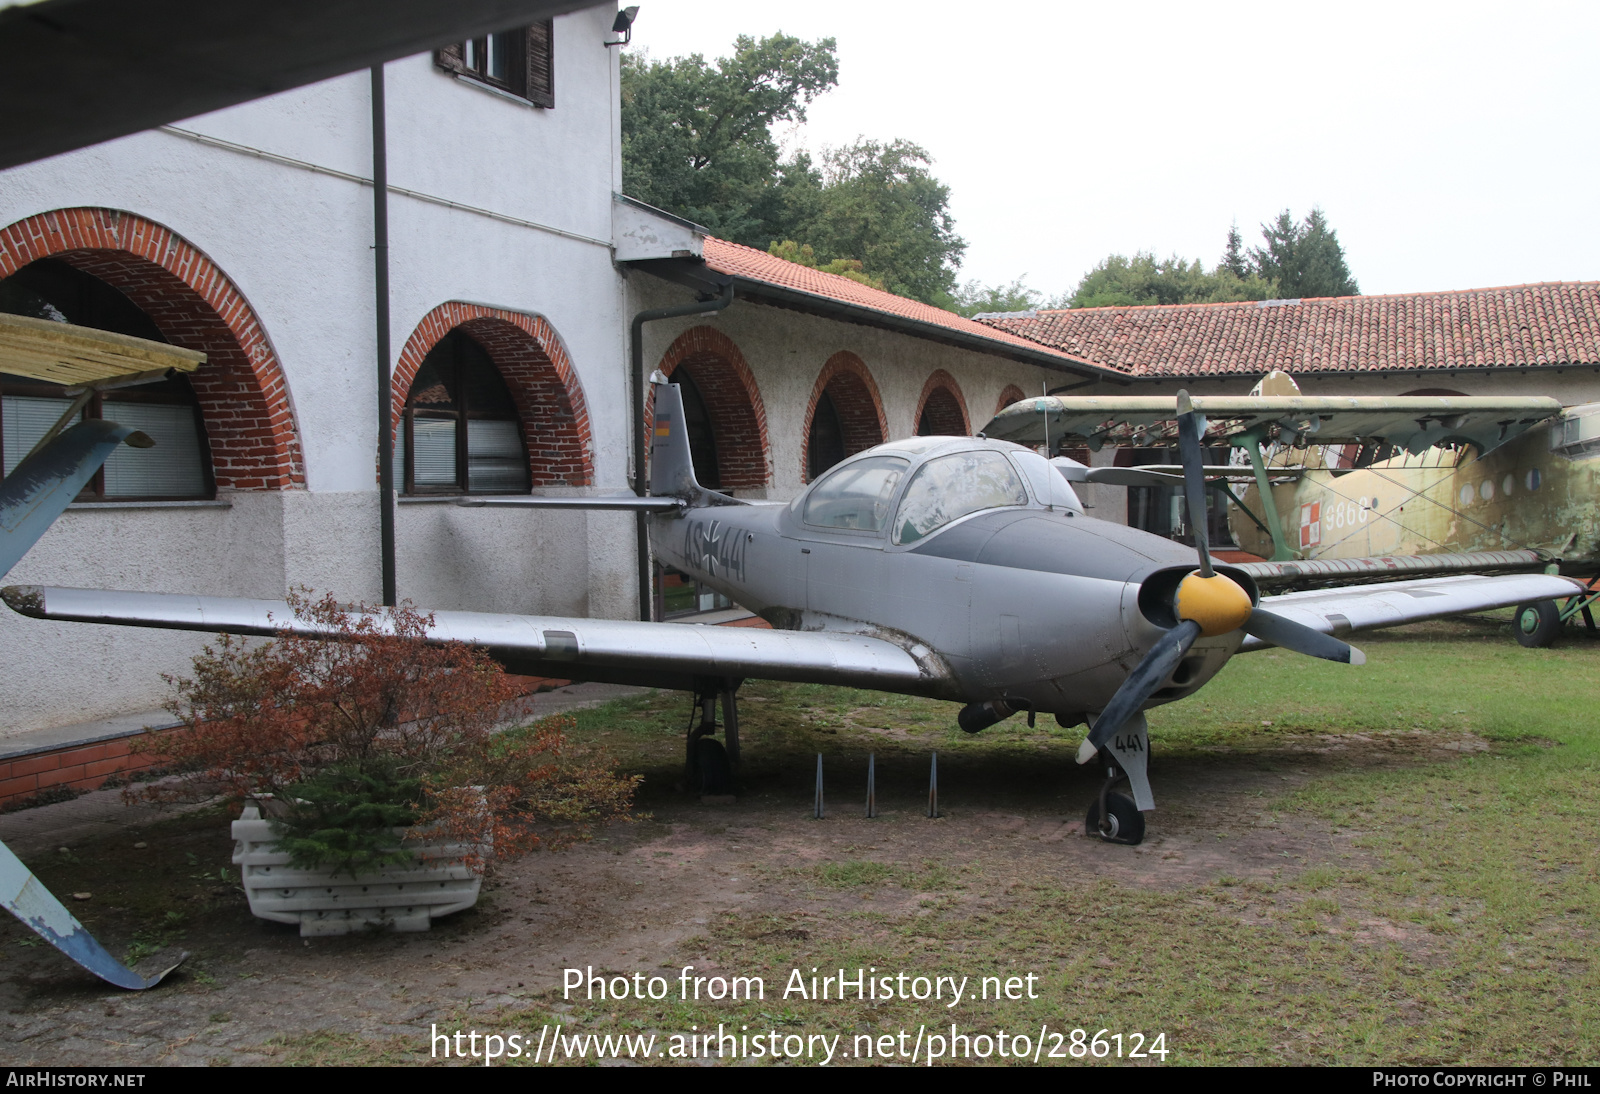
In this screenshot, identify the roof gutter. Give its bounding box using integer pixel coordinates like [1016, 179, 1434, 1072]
[726, 279, 1130, 385]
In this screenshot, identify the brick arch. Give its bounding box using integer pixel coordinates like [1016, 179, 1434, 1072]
[914, 369, 971, 436]
[649, 325, 769, 490]
[0, 208, 302, 489]
[800, 351, 888, 482]
[995, 385, 1027, 415]
[394, 303, 593, 487]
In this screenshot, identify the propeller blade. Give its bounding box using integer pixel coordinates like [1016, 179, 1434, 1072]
[1243, 607, 1366, 665]
[0, 420, 153, 581]
[1077, 619, 1202, 764]
[1175, 390, 1213, 577]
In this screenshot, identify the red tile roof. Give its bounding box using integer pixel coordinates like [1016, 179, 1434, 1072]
[701, 238, 1107, 373]
[974, 282, 1600, 377]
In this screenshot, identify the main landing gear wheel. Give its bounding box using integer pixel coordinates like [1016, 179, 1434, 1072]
[1514, 600, 1561, 648]
[1086, 791, 1145, 846]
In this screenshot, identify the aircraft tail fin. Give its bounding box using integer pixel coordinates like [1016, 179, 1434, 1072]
[649, 372, 744, 506]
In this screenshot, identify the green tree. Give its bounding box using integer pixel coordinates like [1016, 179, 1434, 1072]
[1220, 221, 1249, 280]
[620, 34, 839, 244]
[1250, 207, 1359, 298]
[1069, 252, 1274, 308]
[622, 37, 968, 306]
[944, 277, 1073, 317]
[800, 138, 966, 304]
[766, 240, 885, 290]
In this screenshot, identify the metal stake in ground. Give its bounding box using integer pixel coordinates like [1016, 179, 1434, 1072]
[866, 753, 876, 818]
[814, 753, 824, 819]
[928, 752, 939, 818]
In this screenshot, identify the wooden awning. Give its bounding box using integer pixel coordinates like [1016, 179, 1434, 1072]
[0, 313, 204, 388]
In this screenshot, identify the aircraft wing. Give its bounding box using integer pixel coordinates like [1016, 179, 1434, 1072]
[0, 586, 951, 697]
[985, 394, 1562, 455]
[1240, 572, 1585, 651]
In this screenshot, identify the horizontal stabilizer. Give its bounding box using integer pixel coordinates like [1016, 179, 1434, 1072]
[1057, 464, 1273, 487]
[457, 495, 684, 513]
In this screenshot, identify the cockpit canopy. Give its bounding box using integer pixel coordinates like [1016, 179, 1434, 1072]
[795, 438, 1083, 544]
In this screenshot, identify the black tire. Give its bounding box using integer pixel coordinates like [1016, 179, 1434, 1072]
[693, 736, 732, 795]
[1514, 600, 1561, 648]
[1086, 791, 1145, 845]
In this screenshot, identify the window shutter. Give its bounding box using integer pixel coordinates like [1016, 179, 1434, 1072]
[435, 42, 466, 75]
[525, 20, 554, 108]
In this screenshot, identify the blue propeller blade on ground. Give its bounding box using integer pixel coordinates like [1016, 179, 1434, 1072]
[0, 419, 152, 580]
[0, 419, 182, 988]
[0, 840, 185, 989]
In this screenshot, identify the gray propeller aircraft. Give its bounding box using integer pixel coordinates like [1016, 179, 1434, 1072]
[7, 372, 1582, 836]
[0, 365, 1583, 987]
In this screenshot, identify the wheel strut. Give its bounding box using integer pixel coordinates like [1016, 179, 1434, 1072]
[683, 677, 743, 792]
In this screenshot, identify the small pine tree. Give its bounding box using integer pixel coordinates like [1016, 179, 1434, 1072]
[135, 592, 638, 874]
[1221, 221, 1249, 280]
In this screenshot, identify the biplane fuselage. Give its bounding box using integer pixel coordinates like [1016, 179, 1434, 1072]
[1230, 415, 1600, 567]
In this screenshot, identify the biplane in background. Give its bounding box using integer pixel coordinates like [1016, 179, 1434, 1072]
[984, 371, 1600, 646]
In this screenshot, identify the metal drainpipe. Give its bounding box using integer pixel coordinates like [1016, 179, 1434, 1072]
[371, 65, 397, 606]
[628, 280, 734, 621]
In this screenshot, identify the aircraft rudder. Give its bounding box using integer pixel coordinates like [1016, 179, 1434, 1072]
[649, 371, 701, 499]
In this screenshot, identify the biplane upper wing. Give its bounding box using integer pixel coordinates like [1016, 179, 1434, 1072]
[1242, 572, 1585, 651]
[0, 585, 949, 696]
[985, 394, 1563, 456]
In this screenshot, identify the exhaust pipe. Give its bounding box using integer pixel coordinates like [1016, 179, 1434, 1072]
[958, 698, 1017, 734]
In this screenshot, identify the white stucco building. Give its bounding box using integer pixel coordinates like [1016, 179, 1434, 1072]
[0, 5, 1104, 790]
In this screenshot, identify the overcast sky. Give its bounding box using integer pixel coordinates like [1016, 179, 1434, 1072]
[624, 0, 1600, 300]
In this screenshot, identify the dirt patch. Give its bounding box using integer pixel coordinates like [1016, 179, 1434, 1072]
[0, 719, 1438, 1066]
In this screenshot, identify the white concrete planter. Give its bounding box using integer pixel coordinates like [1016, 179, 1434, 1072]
[231, 802, 483, 937]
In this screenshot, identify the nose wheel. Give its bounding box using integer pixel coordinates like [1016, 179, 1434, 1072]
[1087, 760, 1145, 845]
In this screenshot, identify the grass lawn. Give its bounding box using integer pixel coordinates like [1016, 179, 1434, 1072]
[472, 615, 1600, 1065]
[7, 614, 1595, 1066]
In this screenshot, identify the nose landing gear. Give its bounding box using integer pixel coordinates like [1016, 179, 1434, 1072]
[1087, 761, 1145, 845]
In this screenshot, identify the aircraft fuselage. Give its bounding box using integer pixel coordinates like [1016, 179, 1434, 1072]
[649, 437, 1247, 724]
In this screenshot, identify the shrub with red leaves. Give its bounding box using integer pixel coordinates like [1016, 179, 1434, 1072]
[133, 591, 639, 873]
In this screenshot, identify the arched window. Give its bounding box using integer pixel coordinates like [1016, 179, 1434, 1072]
[399, 329, 529, 495]
[675, 369, 721, 490]
[807, 389, 847, 481]
[0, 258, 214, 500]
[801, 353, 887, 483]
[917, 388, 967, 436]
[914, 371, 971, 438]
[653, 327, 768, 492]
